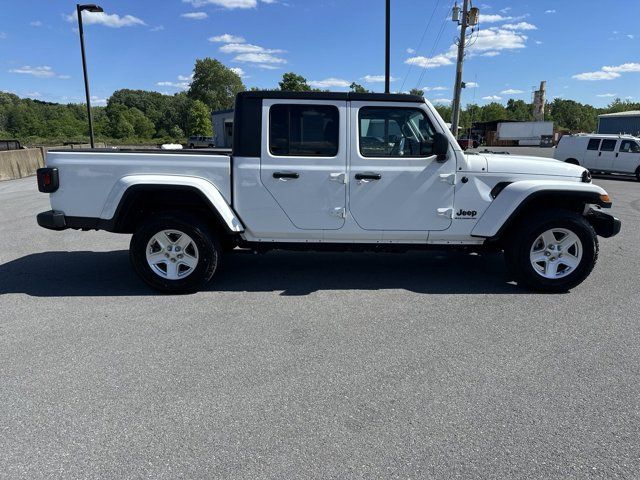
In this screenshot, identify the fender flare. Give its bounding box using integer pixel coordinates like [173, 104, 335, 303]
[100, 175, 244, 233]
[471, 180, 609, 239]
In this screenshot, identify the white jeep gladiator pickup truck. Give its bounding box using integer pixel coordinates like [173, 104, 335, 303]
[36, 91, 621, 293]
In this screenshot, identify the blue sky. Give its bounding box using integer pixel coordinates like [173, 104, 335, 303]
[0, 0, 638, 107]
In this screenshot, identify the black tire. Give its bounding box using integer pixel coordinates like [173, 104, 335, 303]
[565, 158, 580, 166]
[130, 214, 220, 294]
[504, 209, 598, 293]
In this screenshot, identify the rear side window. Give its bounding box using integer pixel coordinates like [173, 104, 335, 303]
[269, 104, 339, 157]
[600, 139, 617, 151]
[587, 139, 601, 150]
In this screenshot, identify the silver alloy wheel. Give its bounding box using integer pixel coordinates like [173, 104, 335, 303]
[145, 229, 199, 280]
[529, 228, 583, 279]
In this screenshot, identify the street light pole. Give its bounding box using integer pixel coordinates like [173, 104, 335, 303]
[76, 4, 103, 148]
[385, 0, 391, 94]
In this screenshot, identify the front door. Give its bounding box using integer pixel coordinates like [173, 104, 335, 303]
[260, 100, 347, 230]
[348, 102, 455, 231]
[615, 139, 640, 173]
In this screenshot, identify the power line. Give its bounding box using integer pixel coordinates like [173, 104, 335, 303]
[414, 4, 454, 90]
[399, 0, 442, 92]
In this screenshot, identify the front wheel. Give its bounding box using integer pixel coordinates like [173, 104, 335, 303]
[130, 214, 220, 293]
[504, 209, 598, 292]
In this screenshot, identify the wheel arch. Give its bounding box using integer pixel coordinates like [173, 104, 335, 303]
[472, 181, 610, 241]
[102, 175, 244, 234]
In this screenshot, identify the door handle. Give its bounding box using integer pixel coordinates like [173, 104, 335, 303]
[273, 172, 299, 180]
[598, 152, 602, 157]
[355, 173, 382, 181]
[615, 153, 619, 157]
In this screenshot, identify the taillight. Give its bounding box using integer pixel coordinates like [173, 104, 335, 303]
[37, 167, 59, 193]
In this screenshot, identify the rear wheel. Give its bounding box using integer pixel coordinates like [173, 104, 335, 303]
[565, 158, 580, 165]
[130, 214, 220, 293]
[504, 209, 598, 292]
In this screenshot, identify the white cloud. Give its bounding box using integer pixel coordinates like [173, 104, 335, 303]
[361, 75, 398, 83]
[309, 78, 351, 88]
[573, 62, 640, 81]
[157, 73, 193, 90]
[535, 40, 543, 45]
[465, 82, 479, 88]
[467, 28, 528, 54]
[482, 95, 502, 101]
[499, 7, 511, 13]
[405, 54, 454, 69]
[26, 92, 41, 98]
[603, 63, 640, 73]
[431, 98, 452, 104]
[545, 9, 556, 13]
[573, 71, 620, 81]
[482, 51, 500, 57]
[91, 96, 108, 106]
[423, 86, 448, 91]
[65, 10, 145, 28]
[182, 0, 276, 8]
[597, 93, 617, 98]
[233, 52, 287, 65]
[479, 14, 512, 23]
[230, 67, 246, 77]
[181, 12, 208, 19]
[500, 88, 524, 94]
[502, 22, 537, 31]
[406, 48, 416, 54]
[30, 21, 43, 27]
[209, 34, 246, 43]
[151, 25, 165, 32]
[9, 66, 69, 79]
[219, 43, 284, 54]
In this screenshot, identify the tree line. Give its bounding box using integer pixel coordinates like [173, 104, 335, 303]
[1, 57, 638, 145]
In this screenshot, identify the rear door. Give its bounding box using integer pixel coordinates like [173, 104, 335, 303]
[348, 102, 455, 231]
[616, 139, 640, 173]
[583, 138, 601, 168]
[597, 138, 618, 170]
[260, 100, 347, 230]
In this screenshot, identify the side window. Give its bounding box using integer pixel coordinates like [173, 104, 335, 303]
[359, 107, 435, 158]
[269, 104, 339, 157]
[587, 139, 601, 151]
[620, 140, 640, 153]
[600, 139, 617, 152]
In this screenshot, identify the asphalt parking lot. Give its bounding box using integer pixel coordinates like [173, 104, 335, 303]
[1, 170, 639, 479]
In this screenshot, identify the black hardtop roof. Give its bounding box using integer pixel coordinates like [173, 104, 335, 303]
[237, 90, 425, 103]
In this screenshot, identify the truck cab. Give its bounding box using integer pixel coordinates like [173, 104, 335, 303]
[37, 91, 621, 293]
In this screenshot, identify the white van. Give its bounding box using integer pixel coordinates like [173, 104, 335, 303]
[555, 134, 640, 181]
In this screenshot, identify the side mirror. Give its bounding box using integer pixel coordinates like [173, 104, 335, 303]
[433, 132, 449, 161]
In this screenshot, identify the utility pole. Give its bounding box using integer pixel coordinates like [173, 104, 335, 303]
[385, 0, 391, 94]
[450, 0, 478, 137]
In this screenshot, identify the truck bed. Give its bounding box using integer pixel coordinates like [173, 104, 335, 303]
[45, 149, 232, 220]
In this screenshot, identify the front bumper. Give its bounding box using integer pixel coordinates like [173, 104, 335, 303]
[37, 210, 67, 231]
[586, 209, 621, 238]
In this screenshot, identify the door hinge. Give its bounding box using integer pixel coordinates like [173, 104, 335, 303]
[329, 172, 347, 184]
[330, 207, 346, 218]
[439, 173, 456, 185]
[437, 207, 454, 218]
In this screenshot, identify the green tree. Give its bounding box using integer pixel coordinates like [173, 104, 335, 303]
[409, 88, 424, 97]
[279, 72, 311, 92]
[505, 99, 533, 122]
[350, 82, 370, 93]
[480, 102, 509, 122]
[187, 100, 213, 136]
[187, 58, 245, 112]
